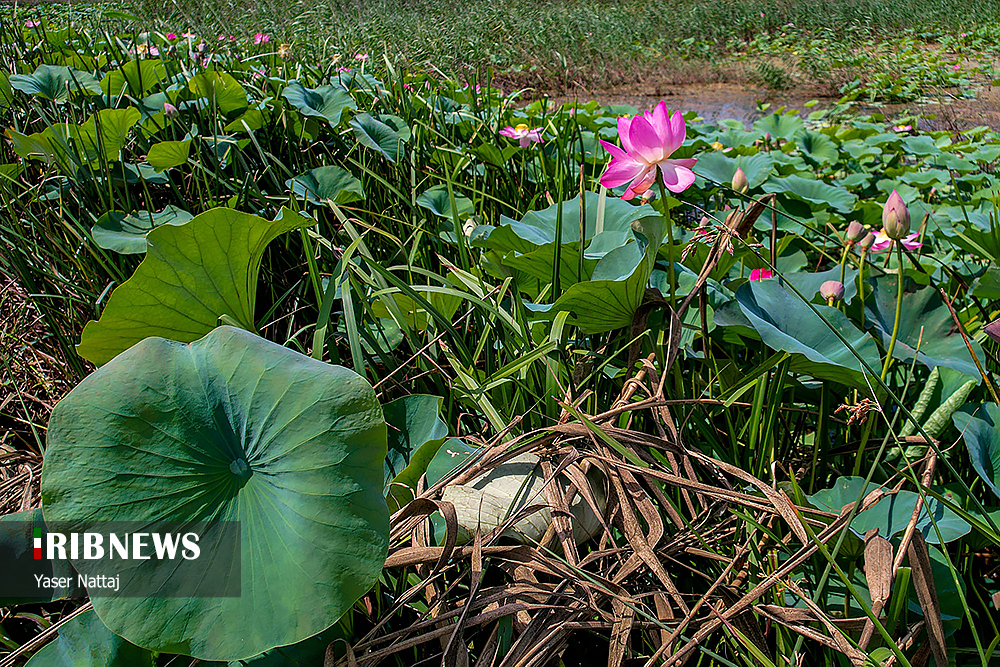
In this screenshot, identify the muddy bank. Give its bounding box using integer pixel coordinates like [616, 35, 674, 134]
[547, 74, 1000, 130]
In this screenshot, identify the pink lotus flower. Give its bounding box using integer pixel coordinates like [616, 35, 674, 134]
[254, 33, 270, 45]
[355, 53, 369, 62]
[25, 19, 40, 28]
[870, 229, 922, 252]
[953, 64, 962, 71]
[749, 268, 773, 281]
[500, 124, 543, 147]
[892, 124, 912, 132]
[166, 32, 177, 40]
[599, 101, 697, 200]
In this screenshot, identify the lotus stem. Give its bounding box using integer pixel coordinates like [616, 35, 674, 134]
[657, 179, 676, 308]
[880, 244, 905, 382]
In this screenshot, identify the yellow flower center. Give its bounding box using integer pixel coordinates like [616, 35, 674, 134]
[514, 124, 529, 133]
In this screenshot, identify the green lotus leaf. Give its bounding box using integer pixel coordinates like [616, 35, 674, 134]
[91, 206, 194, 254]
[475, 191, 654, 255]
[426, 438, 479, 485]
[954, 403, 1000, 501]
[77, 207, 308, 365]
[793, 129, 838, 165]
[0, 508, 86, 605]
[529, 216, 664, 333]
[809, 476, 970, 544]
[782, 266, 859, 304]
[501, 240, 600, 288]
[753, 113, 804, 140]
[8, 108, 140, 166]
[282, 82, 357, 126]
[383, 394, 450, 511]
[416, 185, 474, 219]
[0, 72, 13, 109]
[693, 151, 774, 189]
[42, 326, 388, 660]
[864, 277, 983, 378]
[188, 70, 248, 116]
[25, 609, 154, 667]
[9, 64, 101, 100]
[762, 174, 857, 213]
[733, 279, 880, 388]
[147, 139, 191, 171]
[900, 134, 943, 157]
[100, 59, 167, 96]
[351, 113, 408, 163]
[286, 165, 364, 205]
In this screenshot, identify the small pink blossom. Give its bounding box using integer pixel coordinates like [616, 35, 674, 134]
[892, 124, 912, 132]
[354, 53, 369, 61]
[961, 32, 968, 37]
[335, 66, 350, 72]
[953, 64, 962, 71]
[254, 33, 270, 45]
[749, 268, 773, 281]
[182, 32, 197, 39]
[500, 124, 544, 147]
[599, 101, 697, 200]
[25, 19, 40, 28]
[166, 32, 177, 40]
[870, 230, 922, 252]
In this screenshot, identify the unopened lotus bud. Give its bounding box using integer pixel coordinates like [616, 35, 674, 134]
[163, 102, 178, 118]
[764, 132, 771, 143]
[858, 231, 875, 253]
[845, 221, 864, 244]
[732, 167, 749, 194]
[986, 319, 1000, 345]
[820, 280, 845, 305]
[882, 190, 910, 240]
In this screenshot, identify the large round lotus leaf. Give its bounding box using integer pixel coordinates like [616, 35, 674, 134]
[91, 206, 193, 254]
[282, 81, 357, 126]
[734, 280, 880, 388]
[286, 165, 364, 205]
[865, 277, 984, 378]
[528, 216, 665, 333]
[762, 175, 857, 214]
[954, 403, 1000, 501]
[9, 64, 101, 100]
[41, 326, 388, 661]
[25, 609, 154, 667]
[693, 151, 774, 190]
[753, 113, 804, 140]
[77, 207, 307, 365]
[809, 476, 969, 544]
[475, 191, 655, 255]
[0, 508, 85, 605]
[792, 129, 838, 165]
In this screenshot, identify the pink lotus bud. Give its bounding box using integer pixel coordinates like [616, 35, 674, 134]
[986, 319, 1000, 344]
[845, 221, 865, 244]
[732, 167, 749, 194]
[858, 231, 875, 252]
[820, 280, 845, 305]
[882, 190, 910, 240]
[163, 102, 178, 118]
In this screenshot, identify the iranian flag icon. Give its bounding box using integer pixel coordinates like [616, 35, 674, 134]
[33, 527, 42, 559]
